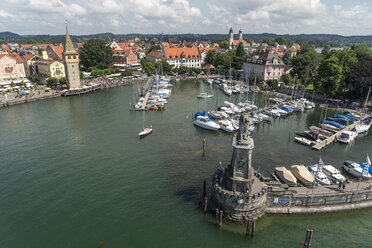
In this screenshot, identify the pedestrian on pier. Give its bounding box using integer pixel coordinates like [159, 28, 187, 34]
[338, 180, 343, 190]
[342, 183, 346, 190]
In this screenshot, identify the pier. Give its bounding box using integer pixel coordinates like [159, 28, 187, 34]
[139, 77, 153, 110]
[312, 115, 370, 150]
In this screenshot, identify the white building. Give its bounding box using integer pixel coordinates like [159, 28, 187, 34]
[243, 51, 285, 81]
[162, 47, 201, 68]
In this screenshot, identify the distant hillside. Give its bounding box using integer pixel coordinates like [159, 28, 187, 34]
[1, 31, 372, 47]
[0, 32, 22, 39]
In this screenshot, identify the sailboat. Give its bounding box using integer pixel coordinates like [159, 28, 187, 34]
[138, 111, 152, 137]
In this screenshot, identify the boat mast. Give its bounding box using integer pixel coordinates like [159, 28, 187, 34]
[363, 86, 371, 116]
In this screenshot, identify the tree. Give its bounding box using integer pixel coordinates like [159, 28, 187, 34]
[28, 74, 42, 84]
[142, 61, 155, 75]
[155, 60, 172, 74]
[283, 73, 292, 85]
[261, 37, 275, 46]
[330, 48, 357, 84]
[46, 77, 58, 87]
[266, 79, 279, 89]
[10, 82, 16, 87]
[236, 42, 245, 57]
[121, 69, 133, 77]
[205, 50, 217, 65]
[315, 55, 343, 96]
[80, 72, 84, 79]
[347, 52, 372, 98]
[147, 45, 161, 54]
[274, 36, 287, 46]
[321, 44, 331, 57]
[290, 49, 322, 86]
[219, 40, 229, 49]
[80, 39, 113, 69]
[351, 43, 372, 56]
[58, 77, 66, 84]
[243, 37, 252, 43]
[299, 41, 312, 55]
[282, 52, 292, 65]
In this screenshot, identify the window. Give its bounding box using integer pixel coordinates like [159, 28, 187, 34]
[73, 56, 76, 59]
[68, 56, 71, 59]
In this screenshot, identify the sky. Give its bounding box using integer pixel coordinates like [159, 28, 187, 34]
[0, 0, 372, 36]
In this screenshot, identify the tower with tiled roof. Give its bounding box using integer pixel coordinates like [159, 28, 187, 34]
[63, 25, 81, 89]
[239, 28, 243, 41]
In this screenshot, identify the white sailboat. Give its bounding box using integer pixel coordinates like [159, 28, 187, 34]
[138, 111, 152, 137]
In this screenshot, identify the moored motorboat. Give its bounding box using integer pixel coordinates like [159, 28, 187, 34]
[194, 116, 220, 131]
[323, 165, 346, 183]
[197, 92, 213, 99]
[337, 131, 357, 144]
[307, 164, 331, 185]
[219, 120, 235, 132]
[343, 160, 371, 179]
[294, 136, 312, 146]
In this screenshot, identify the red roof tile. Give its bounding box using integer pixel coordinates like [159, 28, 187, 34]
[164, 48, 200, 59]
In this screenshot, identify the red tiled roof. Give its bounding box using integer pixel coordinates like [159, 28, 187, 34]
[147, 50, 162, 58]
[7, 53, 23, 63]
[203, 64, 215, 69]
[164, 47, 200, 59]
[21, 44, 34, 49]
[232, 40, 248, 46]
[198, 47, 215, 53]
[1, 44, 10, 51]
[52, 45, 64, 59]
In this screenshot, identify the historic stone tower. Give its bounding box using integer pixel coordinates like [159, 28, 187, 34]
[228, 27, 234, 49]
[63, 26, 82, 90]
[210, 113, 267, 221]
[239, 28, 243, 41]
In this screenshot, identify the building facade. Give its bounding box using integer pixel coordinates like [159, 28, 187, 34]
[0, 54, 26, 81]
[146, 50, 162, 63]
[35, 60, 65, 78]
[162, 47, 201, 68]
[63, 26, 81, 89]
[243, 51, 285, 81]
[22, 54, 41, 76]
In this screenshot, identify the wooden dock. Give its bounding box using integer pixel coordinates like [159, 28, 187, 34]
[140, 77, 153, 110]
[312, 116, 369, 150]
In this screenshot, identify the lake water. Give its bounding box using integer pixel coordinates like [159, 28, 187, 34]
[0, 80, 371, 247]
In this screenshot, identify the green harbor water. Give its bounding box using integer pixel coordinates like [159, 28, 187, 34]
[1, 80, 371, 248]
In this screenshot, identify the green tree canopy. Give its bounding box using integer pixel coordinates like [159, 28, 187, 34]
[46, 77, 58, 86]
[155, 60, 172, 74]
[290, 49, 322, 85]
[236, 42, 245, 57]
[243, 37, 252, 43]
[283, 73, 292, 85]
[321, 44, 331, 57]
[147, 45, 161, 54]
[274, 36, 287, 46]
[315, 55, 343, 96]
[205, 50, 217, 65]
[142, 61, 155, 75]
[261, 37, 275, 46]
[80, 39, 113, 69]
[347, 52, 372, 98]
[58, 77, 66, 84]
[121, 69, 133, 77]
[351, 43, 372, 56]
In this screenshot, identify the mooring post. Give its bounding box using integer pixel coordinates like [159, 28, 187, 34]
[99, 241, 103, 248]
[288, 131, 291, 142]
[203, 180, 206, 198]
[219, 210, 223, 227]
[203, 137, 206, 156]
[204, 196, 208, 213]
[246, 220, 251, 236]
[215, 208, 219, 226]
[251, 221, 256, 237]
[304, 229, 313, 248]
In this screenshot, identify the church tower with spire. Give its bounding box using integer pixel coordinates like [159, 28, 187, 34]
[63, 25, 82, 90]
[239, 28, 243, 41]
[229, 27, 234, 49]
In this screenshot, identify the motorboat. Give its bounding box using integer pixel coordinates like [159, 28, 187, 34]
[219, 106, 234, 115]
[256, 112, 272, 122]
[307, 165, 332, 185]
[320, 123, 340, 132]
[343, 111, 360, 119]
[194, 116, 220, 131]
[274, 167, 297, 186]
[354, 120, 371, 134]
[197, 92, 213, 99]
[324, 120, 345, 129]
[343, 160, 371, 179]
[208, 111, 224, 120]
[294, 136, 312, 146]
[290, 165, 315, 186]
[280, 105, 293, 113]
[309, 126, 332, 137]
[337, 131, 357, 144]
[219, 120, 235, 132]
[206, 78, 213, 85]
[323, 165, 346, 183]
[265, 108, 281, 117]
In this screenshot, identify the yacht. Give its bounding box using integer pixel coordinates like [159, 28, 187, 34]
[323, 165, 346, 183]
[307, 165, 332, 185]
[219, 120, 235, 132]
[197, 92, 213, 99]
[294, 136, 312, 146]
[343, 160, 371, 179]
[337, 131, 358, 144]
[194, 116, 220, 131]
[354, 120, 371, 134]
[290, 165, 315, 186]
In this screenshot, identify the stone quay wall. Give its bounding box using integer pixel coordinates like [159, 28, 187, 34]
[266, 183, 372, 214]
[210, 182, 267, 221]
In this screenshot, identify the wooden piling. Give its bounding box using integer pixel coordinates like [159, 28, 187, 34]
[303, 229, 313, 248]
[204, 196, 208, 213]
[215, 208, 219, 226]
[203, 180, 206, 198]
[219, 210, 223, 227]
[251, 221, 256, 237]
[246, 220, 251, 236]
[203, 137, 206, 156]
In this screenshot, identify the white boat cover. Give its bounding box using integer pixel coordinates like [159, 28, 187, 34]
[290, 165, 315, 186]
[275, 167, 297, 186]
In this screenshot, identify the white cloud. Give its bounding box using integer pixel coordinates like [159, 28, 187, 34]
[0, 0, 371, 35]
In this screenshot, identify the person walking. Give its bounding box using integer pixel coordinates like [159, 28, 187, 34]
[338, 180, 342, 190]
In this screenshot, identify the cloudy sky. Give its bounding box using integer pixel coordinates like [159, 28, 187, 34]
[1, 0, 372, 36]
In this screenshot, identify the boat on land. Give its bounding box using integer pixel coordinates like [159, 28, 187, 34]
[343, 160, 371, 179]
[307, 165, 332, 185]
[194, 116, 220, 131]
[290, 165, 315, 186]
[274, 167, 297, 186]
[323, 165, 346, 183]
[294, 136, 312, 146]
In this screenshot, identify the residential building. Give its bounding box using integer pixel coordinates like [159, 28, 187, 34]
[146, 50, 162, 63]
[162, 47, 201, 68]
[22, 54, 41, 76]
[0, 54, 26, 81]
[35, 59, 65, 78]
[243, 51, 285, 81]
[198, 47, 215, 63]
[46, 45, 64, 60]
[111, 49, 139, 68]
[108, 41, 139, 52]
[0, 44, 10, 54]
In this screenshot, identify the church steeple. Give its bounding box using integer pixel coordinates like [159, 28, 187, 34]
[64, 25, 76, 54]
